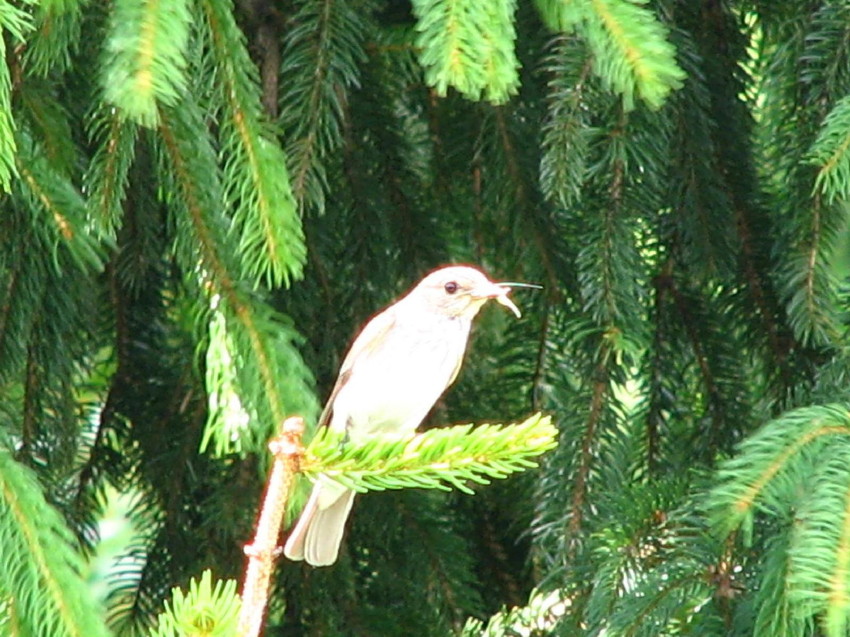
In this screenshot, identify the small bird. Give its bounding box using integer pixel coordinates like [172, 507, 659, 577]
[283, 265, 523, 566]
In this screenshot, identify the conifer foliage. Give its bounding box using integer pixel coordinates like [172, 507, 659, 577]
[1, 0, 850, 635]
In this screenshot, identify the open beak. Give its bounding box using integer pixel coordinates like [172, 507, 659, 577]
[496, 291, 522, 318]
[473, 282, 522, 318]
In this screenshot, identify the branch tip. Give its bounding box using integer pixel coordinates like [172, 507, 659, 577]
[269, 416, 305, 455]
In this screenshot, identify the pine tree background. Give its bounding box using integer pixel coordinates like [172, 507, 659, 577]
[2, 0, 850, 634]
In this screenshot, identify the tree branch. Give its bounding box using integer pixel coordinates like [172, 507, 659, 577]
[238, 416, 305, 637]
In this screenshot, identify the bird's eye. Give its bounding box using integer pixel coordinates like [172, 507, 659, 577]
[444, 281, 459, 294]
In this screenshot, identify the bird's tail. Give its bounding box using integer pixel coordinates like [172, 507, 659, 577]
[283, 480, 355, 567]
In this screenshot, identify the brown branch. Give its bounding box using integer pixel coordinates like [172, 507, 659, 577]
[700, 0, 792, 379]
[565, 107, 625, 554]
[0, 262, 22, 364]
[665, 277, 718, 406]
[18, 342, 40, 463]
[803, 192, 827, 339]
[647, 268, 671, 476]
[289, 0, 337, 209]
[257, 15, 280, 119]
[77, 259, 125, 501]
[493, 108, 563, 300]
[531, 304, 551, 413]
[734, 205, 789, 369]
[396, 497, 462, 622]
[566, 360, 609, 556]
[238, 416, 305, 637]
[476, 504, 524, 608]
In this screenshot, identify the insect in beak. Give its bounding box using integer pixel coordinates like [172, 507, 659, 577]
[481, 281, 543, 319]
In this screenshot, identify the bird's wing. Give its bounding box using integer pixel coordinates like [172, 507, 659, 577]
[446, 348, 465, 387]
[316, 307, 398, 429]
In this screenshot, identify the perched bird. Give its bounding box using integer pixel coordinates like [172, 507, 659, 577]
[283, 265, 523, 566]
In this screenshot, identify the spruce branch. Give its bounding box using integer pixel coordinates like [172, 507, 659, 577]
[461, 587, 570, 636]
[25, 0, 81, 76]
[201, 0, 306, 289]
[280, 0, 366, 214]
[809, 94, 850, 204]
[102, 0, 191, 127]
[235, 415, 554, 635]
[666, 31, 739, 280]
[0, 0, 33, 192]
[0, 449, 109, 637]
[157, 103, 316, 454]
[19, 83, 77, 178]
[14, 130, 106, 273]
[755, 4, 846, 357]
[411, 0, 520, 103]
[300, 413, 557, 495]
[708, 405, 850, 636]
[535, 0, 684, 109]
[582, 0, 685, 109]
[708, 404, 850, 539]
[153, 570, 241, 637]
[85, 109, 137, 240]
[782, 194, 844, 348]
[788, 437, 850, 637]
[540, 38, 593, 209]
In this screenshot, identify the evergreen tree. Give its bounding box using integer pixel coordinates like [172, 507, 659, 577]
[2, 0, 850, 635]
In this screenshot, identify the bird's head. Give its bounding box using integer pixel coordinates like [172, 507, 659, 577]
[407, 266, 522, 321]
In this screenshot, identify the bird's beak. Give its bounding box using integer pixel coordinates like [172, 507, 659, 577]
[473, 282, 522, 318]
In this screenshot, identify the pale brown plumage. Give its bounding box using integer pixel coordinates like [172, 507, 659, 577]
[283, 265, 521, 566]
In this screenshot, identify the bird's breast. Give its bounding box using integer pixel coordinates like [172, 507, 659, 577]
[330, 316, 471, 442]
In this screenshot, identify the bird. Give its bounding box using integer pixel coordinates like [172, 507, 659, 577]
[283, 265, 523, 566]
